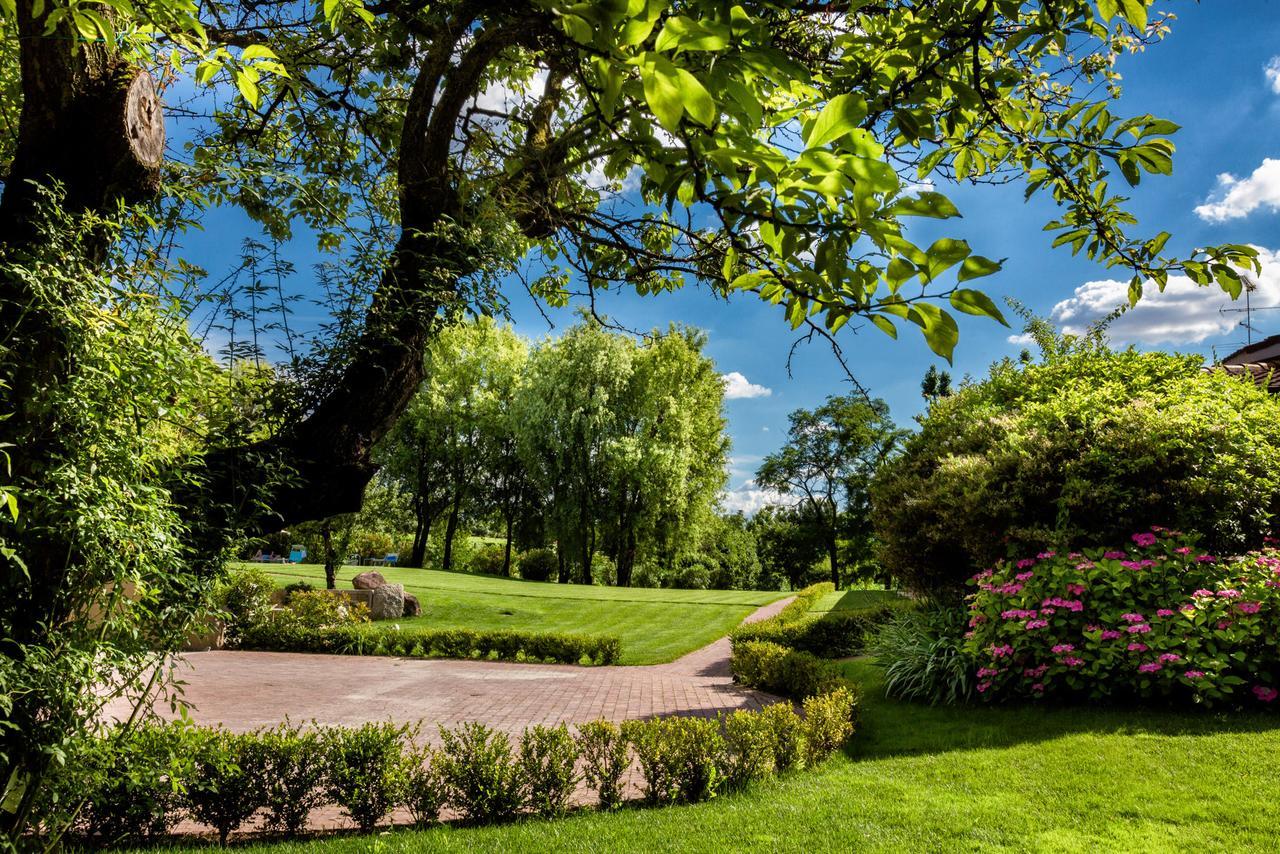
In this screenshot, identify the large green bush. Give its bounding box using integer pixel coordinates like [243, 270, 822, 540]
[872, 341, 1280, 595]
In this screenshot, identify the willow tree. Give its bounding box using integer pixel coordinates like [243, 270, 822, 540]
[0, 0, 1259, 839]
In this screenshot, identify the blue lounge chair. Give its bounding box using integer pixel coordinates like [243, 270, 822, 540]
[288, 545, 307, 564]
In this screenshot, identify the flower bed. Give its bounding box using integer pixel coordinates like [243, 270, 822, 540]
[964, 529, 1280, 705]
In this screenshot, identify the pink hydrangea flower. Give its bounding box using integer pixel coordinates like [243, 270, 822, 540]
[1075, 560, 1095, 570]
[1015, 571, 1034, 582]
[1025, 619, 1049, 630]
[977, 681, 991, 693]
[1138, 662, 1163, 673]
[1103, 551, 1127, 560]
[1062, 657, 1084, 667]
[1253, 685, 1278, 703]
[1158, 653, 1181, 663]
[1216, 589, 1241, 599]
[976, 667, 1000, 678]
[1023, 665, 1049, 678]
[1156, 609, 1175, 617]
[990, 644, 1014, 658]
[1016, 558, 1037, 569]
[1184, 670, 1205, 679]
[1216, 620, 1232, 630]
[1196, 555, 1217, 563]
[1040, 607, 1056, 615]
[1051, 644, 1075, 654]
[1127, 643, 1148, 652]
[1132, 532, 1158, 547]
[1192, 589, 1215, 598]
[1000, 609, 1037, 620]
[1180, 603, 1196, 613]
[1066, 583, 1087, 596]
[1037, 551, 1057, 559]
[1121, 613, 1146, 623]
[1101, 630, 1122, 640]
[1174, 547, 1192, 555]
[1125, 624, 1151, 634]
[1237, 602, 1262, 614]
[1031, 682, 1045, 692]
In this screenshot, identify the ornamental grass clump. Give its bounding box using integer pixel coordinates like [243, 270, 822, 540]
[965, 529, 1280, 706]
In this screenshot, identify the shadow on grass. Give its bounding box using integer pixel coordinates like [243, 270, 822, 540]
[817, 589, 903, 614]
[842, 659, 1280, 763]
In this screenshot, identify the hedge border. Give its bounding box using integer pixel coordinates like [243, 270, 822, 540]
[237, 621, 622, 666]
[731, 584, 914, 658]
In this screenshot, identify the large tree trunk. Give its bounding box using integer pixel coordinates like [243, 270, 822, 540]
[322, 520, 337, 590]
[502, 512, 514, 577]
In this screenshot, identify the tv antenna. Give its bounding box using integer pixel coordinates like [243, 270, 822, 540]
[1219, 273, 1278, 346]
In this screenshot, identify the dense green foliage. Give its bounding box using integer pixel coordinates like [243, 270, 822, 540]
[966, 531, 1280, 706]
[872, 336, 1280, 595]
[262, 563, 784, 665]
[729, 640, 854, 700]
[870, 607, 976, 706]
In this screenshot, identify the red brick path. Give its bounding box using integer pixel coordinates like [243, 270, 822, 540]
[122, 596, 794, 738]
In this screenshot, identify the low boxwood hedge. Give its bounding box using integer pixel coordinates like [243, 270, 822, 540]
[730, 583, 913, 657]
[238, 621, 622, 666]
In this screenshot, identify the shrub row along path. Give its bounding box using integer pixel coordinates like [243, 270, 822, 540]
[107, 597, 794, 833]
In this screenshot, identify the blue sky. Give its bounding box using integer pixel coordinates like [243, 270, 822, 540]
[176, 2, 1280, 513]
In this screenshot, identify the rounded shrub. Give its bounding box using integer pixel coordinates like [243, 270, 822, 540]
[470, 544, 509, 576]
[518, 547, 557, 582]
[872, 340, 1280, 595]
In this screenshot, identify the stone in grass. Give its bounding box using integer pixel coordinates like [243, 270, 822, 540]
[369, 583, 405, 620]
[352, 570, 387, 590]
[402, 592, 421, 617]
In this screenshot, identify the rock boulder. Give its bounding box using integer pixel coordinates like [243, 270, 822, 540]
[352, 570, 387, 591]
[369, 583, 405, 620]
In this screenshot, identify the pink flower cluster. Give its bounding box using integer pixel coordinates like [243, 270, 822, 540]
[1001, 609, 1037, 620]
[1132, 532, 1158, 547]
[1041, 597, 1084, 612]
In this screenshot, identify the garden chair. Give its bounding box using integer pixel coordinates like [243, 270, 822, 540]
[287, 545, 307, 564]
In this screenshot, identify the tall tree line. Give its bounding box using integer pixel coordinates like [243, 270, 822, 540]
[377, 318, 728, 585]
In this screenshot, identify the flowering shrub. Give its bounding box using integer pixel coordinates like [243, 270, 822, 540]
[965, 529, 1280, 706]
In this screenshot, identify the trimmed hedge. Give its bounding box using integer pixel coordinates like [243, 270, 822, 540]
[731, 583, 913, 657]
[238, 621, 621, 666]
[51, 696, 859, 845]
[730, 639, 858, 702]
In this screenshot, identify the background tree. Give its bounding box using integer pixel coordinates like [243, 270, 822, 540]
[756, 396, 902, 588]
[921, 365, 953, 407]
[749, 505, 826, 591]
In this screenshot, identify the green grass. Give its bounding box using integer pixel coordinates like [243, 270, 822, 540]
[148, 661, 1280, 853]
[249, 563, 786, 665]
[810, 588, 902, 614]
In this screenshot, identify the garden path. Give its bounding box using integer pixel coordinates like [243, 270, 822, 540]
[132, 596, 793, 736]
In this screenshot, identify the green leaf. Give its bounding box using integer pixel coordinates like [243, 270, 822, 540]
[640, 57, 684, 131]
[804, 94, 868, 149]
[1096, 0, 1119, 22]
[235, 71, 261, 107]
[655, 16, 729, 52]
[1118, 0, 1148, 30]
[870, 315, 898, 339]
[957, 255, 1003, 282]
[889, 192, 961, 219]
[922, 237, 971, 281]
[908, 303, 959, 362]
[675, 69, 716, 127]
[949, 289, 1009, 326]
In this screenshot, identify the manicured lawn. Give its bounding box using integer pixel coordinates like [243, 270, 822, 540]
[811, 588, 902, 614]
[246, 563, 787, 665]
[148, 661, 1280, 853]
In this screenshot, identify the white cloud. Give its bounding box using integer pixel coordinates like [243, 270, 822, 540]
[473, 69, 547, 113]
[1194, 159, 1280, 222]
[1009, 247, 1279, 347]
[719, 480, 791, 515]
[722, 371, 772, 399]
[1267, 56, 1280, 95]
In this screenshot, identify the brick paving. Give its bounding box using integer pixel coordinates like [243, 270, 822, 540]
[131, 596, 793, 738]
